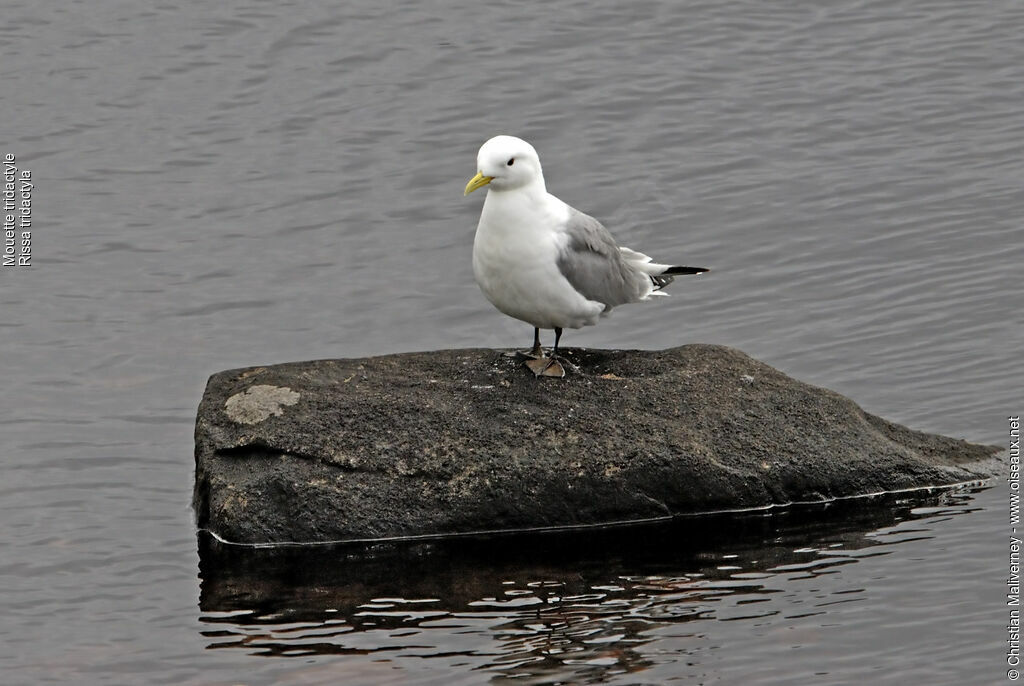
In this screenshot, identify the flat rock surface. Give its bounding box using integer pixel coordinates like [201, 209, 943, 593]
[193, 345, 1001, 544]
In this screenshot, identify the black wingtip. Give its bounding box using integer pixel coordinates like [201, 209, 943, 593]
[664, 266, 710, 275]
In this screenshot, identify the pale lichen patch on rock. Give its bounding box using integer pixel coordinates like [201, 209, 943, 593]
[224, 384, 300, 425]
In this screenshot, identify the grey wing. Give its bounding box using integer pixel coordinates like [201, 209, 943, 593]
[555, 208, 648, 309]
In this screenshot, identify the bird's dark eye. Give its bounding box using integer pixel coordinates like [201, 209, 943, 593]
[507, 158, 515, 166]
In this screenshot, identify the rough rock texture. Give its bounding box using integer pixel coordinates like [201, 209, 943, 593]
[193, 345, 1001, 544]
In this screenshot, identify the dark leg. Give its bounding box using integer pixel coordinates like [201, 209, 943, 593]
[524, 327, 566, 378]
[516, 327, 544, 360]
[543, 327, 566, 376]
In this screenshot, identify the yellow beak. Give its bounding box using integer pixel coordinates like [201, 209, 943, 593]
[464, 171, 494, 196]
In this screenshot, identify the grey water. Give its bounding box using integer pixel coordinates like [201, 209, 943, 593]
[1, 0, 1020, 684]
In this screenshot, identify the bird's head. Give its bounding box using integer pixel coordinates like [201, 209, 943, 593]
[464, 135, 544, 195]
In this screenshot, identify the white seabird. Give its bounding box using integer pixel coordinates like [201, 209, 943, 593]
[464, 135, 708, 377]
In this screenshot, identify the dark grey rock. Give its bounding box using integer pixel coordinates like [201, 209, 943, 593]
[193, 345, 1001, 544]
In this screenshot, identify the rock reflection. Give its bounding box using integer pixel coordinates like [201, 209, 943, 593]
[197, 487, 980, 681]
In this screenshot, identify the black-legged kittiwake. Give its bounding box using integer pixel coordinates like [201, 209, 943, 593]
[465, 135, 708, 377]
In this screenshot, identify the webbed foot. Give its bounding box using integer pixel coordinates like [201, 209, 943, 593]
[524, 356, 565, 378]
[515, 345, 545, 361]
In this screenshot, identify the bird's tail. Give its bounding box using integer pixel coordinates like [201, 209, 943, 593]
[652, 265, 710, 290]
[662, 265, 710, 276]
[620, 247, 709, 293]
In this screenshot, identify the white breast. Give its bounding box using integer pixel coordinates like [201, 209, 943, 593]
[472, 189, 604, 330]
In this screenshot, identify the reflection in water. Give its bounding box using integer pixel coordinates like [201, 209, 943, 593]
[198, 487, 982, 683]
